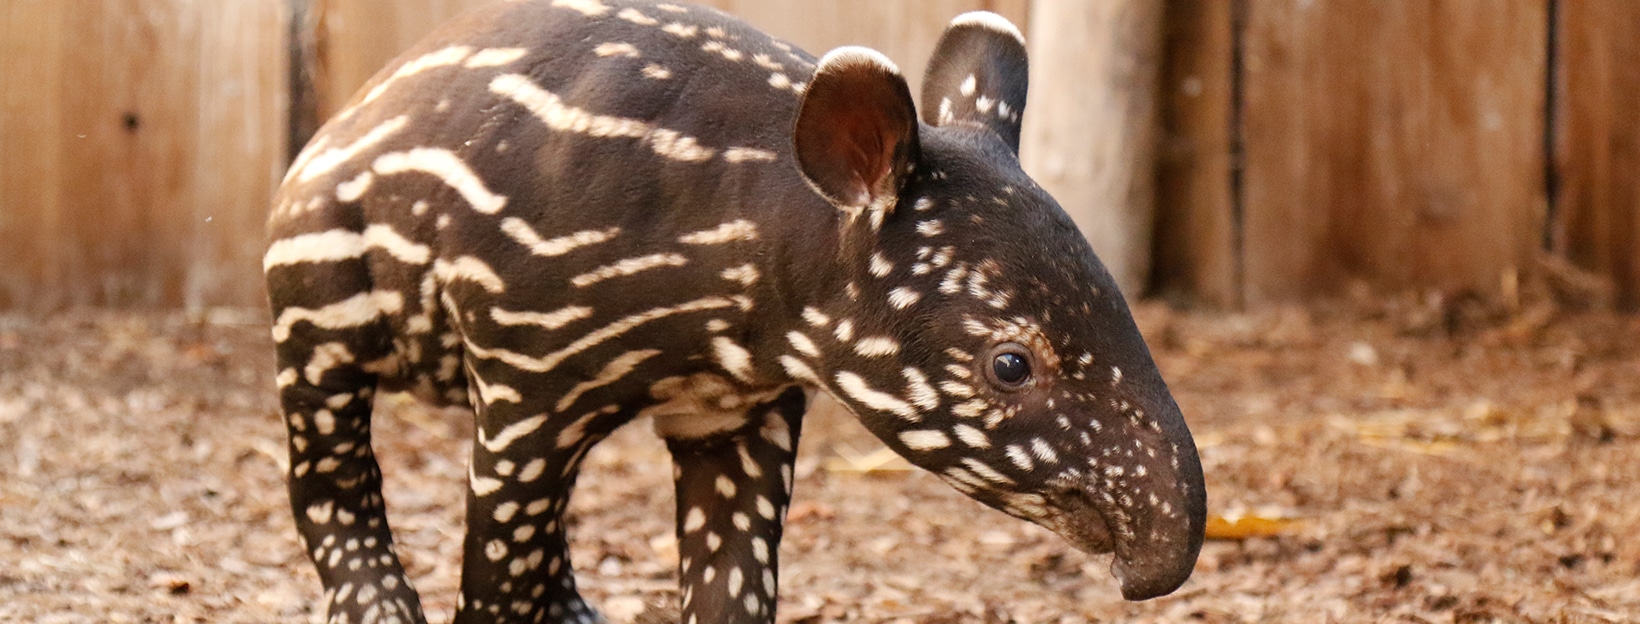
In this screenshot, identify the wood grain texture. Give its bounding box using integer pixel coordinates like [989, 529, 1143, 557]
[0, 1, 287, 311]
[309, 0, 499, 119]
[1554, 1, 1640, 310]
[699, 0, 1029, 104]
[1151, 0, 1236, 307]
[1017, 0, 1163, 296]
[1241, 0, 1547, 303]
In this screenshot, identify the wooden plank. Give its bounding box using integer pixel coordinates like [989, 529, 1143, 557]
[1017, 0, 1164, 296]
[1150, 0, 1237, 307]
[188, 2, 291, 310]
[0, 0, 67, 309]
[310, 0, 501, 119]
[1554, 1, 1640, 310]
[0, 1, 286, 311]
[699, 0, 1030, 102]
[1241, 0, 1547, 303]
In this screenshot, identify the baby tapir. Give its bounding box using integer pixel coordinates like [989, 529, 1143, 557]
[265, 0, 1206, 622]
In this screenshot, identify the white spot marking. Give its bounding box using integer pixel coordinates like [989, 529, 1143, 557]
[617, 7, 658, 25]
[887, 287, 921, 310]
[953, 423, 991, 448]
[641, 63, 672, 79]
[712, 337, 755, 382]
[720, 264, 760, 286]
[594, 42, 640, 58]
[853, 336, 900, 357]
[835, 372, 918, 421]
[801, 307, 830, 327]
[780, 332, 818, 359]
[551, 0, 610, 17]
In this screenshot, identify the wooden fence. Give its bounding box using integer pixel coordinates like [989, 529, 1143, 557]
[2, 0, 1637, 311]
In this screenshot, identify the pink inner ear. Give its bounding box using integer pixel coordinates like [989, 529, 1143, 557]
[794, 49, 919, 209]
[834, 111, 892, 201]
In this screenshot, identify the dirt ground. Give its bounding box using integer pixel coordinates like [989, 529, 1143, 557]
[3, 291, 1639, 623]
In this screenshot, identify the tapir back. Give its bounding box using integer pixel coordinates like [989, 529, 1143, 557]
[269, 0, 824, 404]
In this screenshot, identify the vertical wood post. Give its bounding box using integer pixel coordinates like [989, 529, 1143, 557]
[1151, 0, 1238, 307]
[1018, 0, 1164, 296]
[1554, 1, 1640, 310]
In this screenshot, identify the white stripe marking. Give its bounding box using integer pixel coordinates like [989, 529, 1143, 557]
[570, 253, 688, 287]
[271, 291, 402, 342]
[468, 297, 735, 373]
[679, 219, 759, 245]
[500, 219, 619, 257]
[899, 429, 952, 451]
[335, 171, 374, 202]
[373, 148, 507, 214]
[479, 414, 549, 453]
[291, 116, 410, 184]
[263, 225, 430, 271]
[491, 73, 716, 162]
[465, 47, 530, 68]
[470, 465, 505, 496]
[357, 46, 473, 110]
[723, 147, 777, 162]
[555, 349, 660, 412]
[552, 0, 611, 16]
[475, 377, 522, 405]
[434, 256, 506, 293]
[491, 306, 593, 331]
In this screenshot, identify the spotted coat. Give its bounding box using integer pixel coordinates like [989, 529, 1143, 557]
[265, 1, 1207, 622]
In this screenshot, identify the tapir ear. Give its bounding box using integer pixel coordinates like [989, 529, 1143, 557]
[921, 11, 1029, 154]
[794, 47, 920, 214]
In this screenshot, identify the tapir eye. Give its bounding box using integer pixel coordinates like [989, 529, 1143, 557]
[986, 343, 1033, 389]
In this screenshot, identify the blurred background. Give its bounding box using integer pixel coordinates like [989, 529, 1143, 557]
[3, 0, 1630, 315]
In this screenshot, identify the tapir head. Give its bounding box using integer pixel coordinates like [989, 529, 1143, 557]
[783, 12, 1206, 600]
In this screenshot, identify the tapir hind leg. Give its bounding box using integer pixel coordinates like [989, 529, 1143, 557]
[454, 360, 639, 624]
[276, 325, 427, 624]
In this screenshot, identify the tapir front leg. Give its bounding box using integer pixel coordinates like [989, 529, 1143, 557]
[665, 388, 806, 624]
